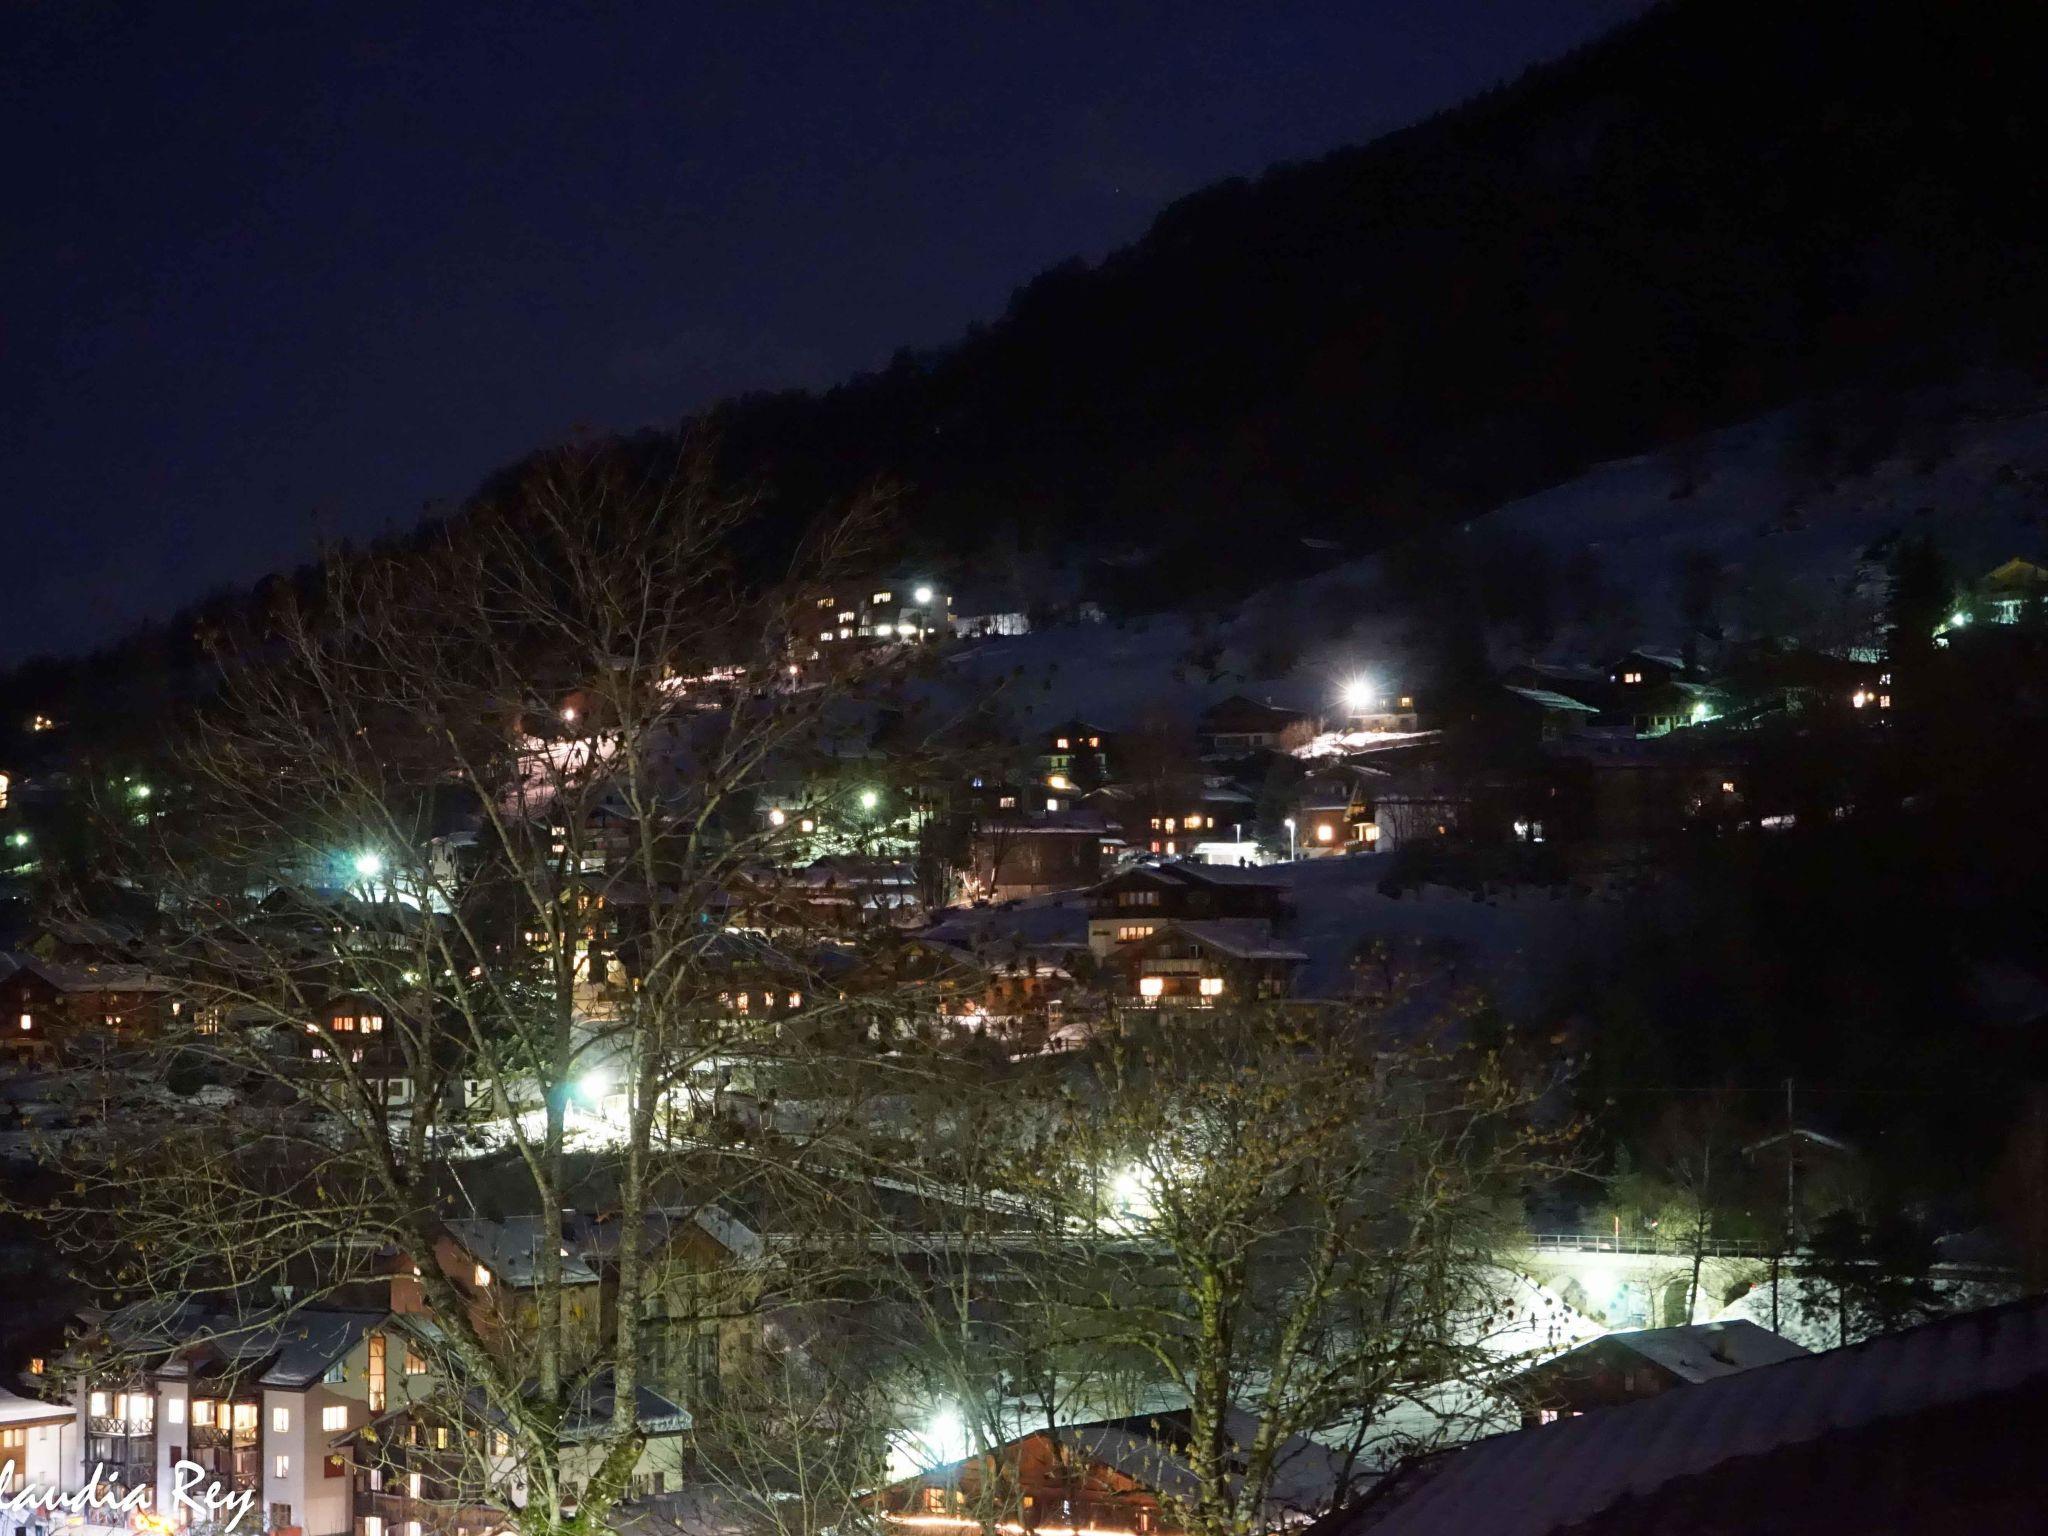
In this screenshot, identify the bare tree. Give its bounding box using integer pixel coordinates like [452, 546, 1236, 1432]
[950, 1001, 1572, 1536]
[23, 441, 947, 1536]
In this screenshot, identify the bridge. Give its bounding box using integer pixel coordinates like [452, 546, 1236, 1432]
[1510, 1232, 1775, 1329]
[1509, 1232, 2013, 1331]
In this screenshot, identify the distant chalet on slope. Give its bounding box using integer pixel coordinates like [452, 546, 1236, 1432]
[1500, 1321, 1809, 1427]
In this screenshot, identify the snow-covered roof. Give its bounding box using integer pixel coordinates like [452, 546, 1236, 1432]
[0, 1385, 73, 1428]
[130, 1306, 389, 1390]
[1511, 1320, 1808, 1390]
[1166, 919, 1309, 963]
[8, 955, 173, 993]
[1503, 686, 1601, 713]
[1350, 1297, 2048, 1536]
[447, 1214, 602, 1287]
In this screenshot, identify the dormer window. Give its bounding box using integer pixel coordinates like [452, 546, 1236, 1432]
[1622, 670, 1643, 684]
[1056, 737, 1070, 750]
[872, 591, 892, 605]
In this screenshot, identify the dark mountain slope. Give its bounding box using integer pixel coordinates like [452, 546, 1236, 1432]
[699, 0, 2048, 605]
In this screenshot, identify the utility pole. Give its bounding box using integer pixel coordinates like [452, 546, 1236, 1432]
[1772, 1075, 1795, 1334]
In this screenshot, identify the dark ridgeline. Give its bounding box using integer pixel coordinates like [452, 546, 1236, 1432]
[9, 0, 2048, 714]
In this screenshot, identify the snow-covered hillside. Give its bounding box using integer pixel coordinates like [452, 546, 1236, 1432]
[921, 377, 2048, 735]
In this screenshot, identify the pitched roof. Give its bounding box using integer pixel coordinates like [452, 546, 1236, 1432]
[1202, 694, 1314, 731]
[1165, 919, 1309, 962]
[446, 1215, 602, 1287]
[0, 1385, 74, 1428]
[1510, 1321, 1808, 1391]
[1348, 1298, 2048, 1536]
[7, 955, 173, 994]
[1503, 686, 1601, 714]
[109, 1303, 389, 1390]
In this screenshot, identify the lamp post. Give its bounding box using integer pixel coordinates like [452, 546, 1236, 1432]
[1283, 817, 1296, 861]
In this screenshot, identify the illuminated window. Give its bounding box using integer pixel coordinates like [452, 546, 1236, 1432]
[492, 1431, 510, 1457]
[998, 796, 1016, 810]
[274, 1455, 290, 1479]
[233, 1403, 258, 1433]
[434, 1426, 451, 1450]
[361, 1015, 383, 1033]
[1399, 696, 1413, 708]
[322, 1406, 348, 1432]
[90, 1392, 110, 1417]
[1623, 671, 1643, 684]
[367, 1333, 386, 1412]
[16, 1014, 29, 1032]
[1199, 977, 1225, 997]
[1138, 977, 1165, 999]
[166, 1396, 184, 1425]
[1045, 798, 1060, 812]
[1721, 781, 1736, 793]
[1056, 737, 1070, 750]
[788, 992, 801, 1009]
[405, 1345, 426, 1375]
[1047, 773, 1068, 789]
[364, 1518, 384, 1536]
[872, 591, 892, 605]
[1315, 823, 1335, 843]
[923, 1489, 947, 1515]
[332, 1015, 354, 1032]
[192, 1400, 215, 1426]
[473, 1264, 492, 1288]
[1186, 814, 1204, 830]
[273, 1406, 291, 1433]
[28, 1358, 44, 1376]
[1088, 736, 1100, 748]
[409, 1473, 423, 1498]
[1164, 817, 1176, 832]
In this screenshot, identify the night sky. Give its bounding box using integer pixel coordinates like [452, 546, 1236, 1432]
[4, 1, 1643, 661]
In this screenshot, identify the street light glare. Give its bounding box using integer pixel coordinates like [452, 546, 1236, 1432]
[353, 852, 385, 879]
[1341, 676, 1376, 711]
[913, 584, 934, 605]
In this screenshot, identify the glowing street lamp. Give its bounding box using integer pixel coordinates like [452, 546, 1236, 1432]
[859, 788, 880, 812]
[1284, 817, 1296, 859]
[913, 584, 934, 605]
[1340, 676, 1376, 713]
[352, 851, 386, 880]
